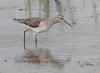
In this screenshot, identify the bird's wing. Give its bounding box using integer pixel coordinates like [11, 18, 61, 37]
[14, 17, 46, 28]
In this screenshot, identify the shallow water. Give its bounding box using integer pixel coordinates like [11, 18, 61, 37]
[0, 0, 100, 73]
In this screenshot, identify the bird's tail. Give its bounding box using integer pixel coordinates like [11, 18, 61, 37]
[13, 18, 17, 20]
[13, 18, 26, 24]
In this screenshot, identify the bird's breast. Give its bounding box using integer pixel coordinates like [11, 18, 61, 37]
[32, 25, 48, 33]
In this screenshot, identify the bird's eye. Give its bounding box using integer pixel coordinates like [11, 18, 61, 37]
[61, 17, 63, 19]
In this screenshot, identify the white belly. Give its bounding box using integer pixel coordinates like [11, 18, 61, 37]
[23, 21, 51, 33]
[22, 24, 49, 33]
[32, 26, 48, 33]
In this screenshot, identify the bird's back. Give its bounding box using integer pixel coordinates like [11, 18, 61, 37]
[14, 17, 46, 28]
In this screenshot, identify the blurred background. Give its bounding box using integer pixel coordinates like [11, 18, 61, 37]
[0, 0, 100, 58]
[0, 0, 100, 73]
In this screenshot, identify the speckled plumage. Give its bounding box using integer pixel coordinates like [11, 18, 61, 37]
[13, 15, 72, 49]
[13, 16, 66, 33]
[14, 17, 47, 28]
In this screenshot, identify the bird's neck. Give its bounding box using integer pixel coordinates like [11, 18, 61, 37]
[49, 17, 61, 25]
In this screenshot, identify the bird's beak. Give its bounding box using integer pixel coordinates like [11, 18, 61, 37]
[62, 18, 72, 27]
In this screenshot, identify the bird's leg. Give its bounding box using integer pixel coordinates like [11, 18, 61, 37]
[24, 29, 30, 49]
[35, 34, 38, 49]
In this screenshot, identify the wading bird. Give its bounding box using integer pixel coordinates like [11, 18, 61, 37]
[14, 15, 72, 49]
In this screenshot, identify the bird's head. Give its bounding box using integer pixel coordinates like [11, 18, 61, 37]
[57, 15, 72, 27]
[57, 15, 64, 19]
